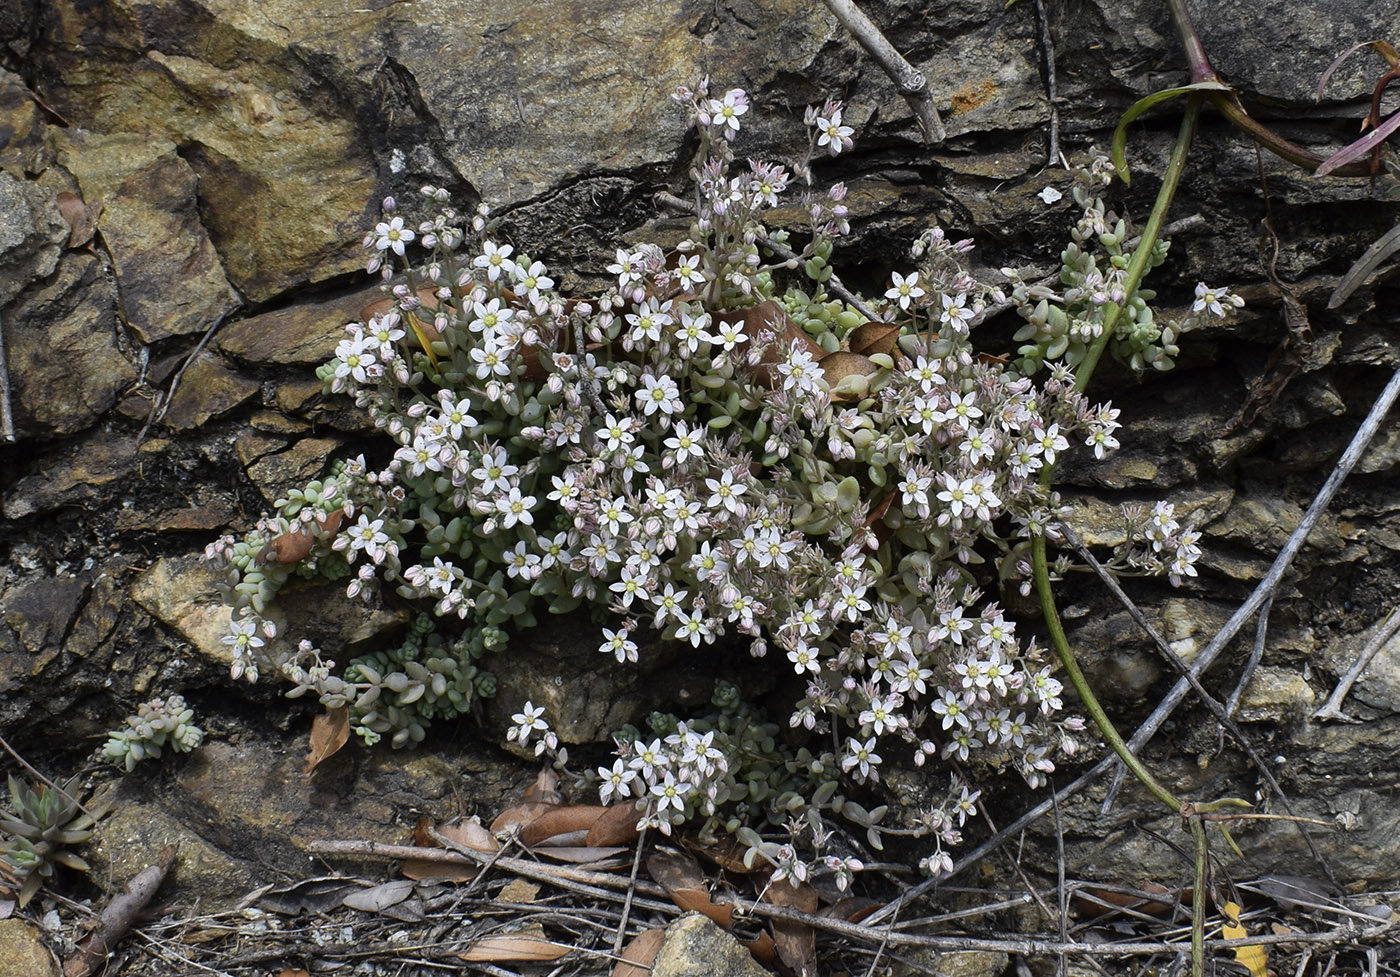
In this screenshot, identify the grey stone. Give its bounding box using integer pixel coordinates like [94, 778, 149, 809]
[651, 913, 769, 977]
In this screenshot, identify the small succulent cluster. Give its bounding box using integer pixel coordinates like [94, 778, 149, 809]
[207, 78, 1241, 878]
[1, 776, 107, 908]
[101, 694, 205, 771]
[1008, 157, 1237, 375]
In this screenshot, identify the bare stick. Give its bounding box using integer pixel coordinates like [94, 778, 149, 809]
[819, 0, 946, 144]
[1032, 0, 1062, 167]
[64, 846, 177, 977]
[1102, 363, 1400, 805]
[1058, 524, 1337, 886]
[1313, 606, 1400, 723]
[0, 309, 14, 441]
[1225, 593, 1273, 723]
[136, 311, 231, 444]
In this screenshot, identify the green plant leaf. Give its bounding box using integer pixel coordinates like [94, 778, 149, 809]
[1112, 81, 1230, 184]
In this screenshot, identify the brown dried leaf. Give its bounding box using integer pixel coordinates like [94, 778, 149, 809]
[646, 850, 706, 894]
[277, 971, 311, 977]
[524, 768, 564, 804]
[821, 350, 879, 402]
[679, 833, 754, 874]
[821, 896, 883, 923]
[56, 191, 102, 249]
[732, 299, 827, 389]
[767, 879, 819, 974]
[1074, 880, 1179, 919]
[401, 818, 496, 880]
[585, 803, 642, 847]
[436, 820, 499, 854]
[304, 707, 350, 776]
[519, 805, 608, 847]
[497, 879, 539, 904]
[342, 879, 415, 913]
[490, 801, 558, 837]
[458, 935, 571, 963]
[399, 857, 474, 883]
[613, 927, 666, 977]
[265, 509, 344, 565]
[847, 319, 899, 356]
[671, 886, 734, 930]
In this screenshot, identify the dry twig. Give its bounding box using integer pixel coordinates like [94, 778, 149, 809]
[1313, 606, 1400, 723]
[819, 0, 946, 143]
[0, 310, 13, 441]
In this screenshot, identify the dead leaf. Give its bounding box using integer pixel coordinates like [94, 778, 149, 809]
[647, 850, 706, 893]
[432, 820, 499, 853]
[532, 845, 628, 865]
[497, 879, 540, 904]
[524, 768, 564, 804]
[847, 319, 899, 356]
[586, 803, 642, 847]
[490, 801, 558, 836]
[670, 886, 735, 930]
[1221, 900, 1268, 977]
[520, 804, 609, 847]
[265, 509, 344, 564]
[820, 350, 879, 402]
[458, 934, 572, 963]
[1073, 880, 1180, 919]
[258, 877, 362, 915]
[728, 299, 827, 389]
[767, 879, 819, 974]
[342, 879, 415, 913]
[821, 896, 883, 923]
[55, 191, 102, 249]
[679, 833, 754, 874]
[401, 820, 494, 881]
[304, 707, 350, 775]
[613, 927, 666, 977]
[277, 971, 311, 977]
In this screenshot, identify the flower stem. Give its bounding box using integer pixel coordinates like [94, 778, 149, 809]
[1030, 96, 1204, 814]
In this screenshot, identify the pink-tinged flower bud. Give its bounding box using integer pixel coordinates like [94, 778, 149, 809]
[382, 196, 397, 212]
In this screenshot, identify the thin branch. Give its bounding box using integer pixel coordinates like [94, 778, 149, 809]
[1224, 593, 1273, 724]
[1103, 363, 1400, 803]
[136, 311, 231, 444]
[1313, 605, 1400, 722]
[1032, 0, 1062, 167]
[819, 0, 946, 144]
[0, 308, 14, 441]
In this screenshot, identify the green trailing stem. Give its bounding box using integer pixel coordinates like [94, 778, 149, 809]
[1031, 96, 1203, 812]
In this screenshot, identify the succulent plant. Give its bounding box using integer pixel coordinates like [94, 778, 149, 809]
[1, 775, 109, 907]
[102, 694, 205, 771]
[205, 76, 1240, 881]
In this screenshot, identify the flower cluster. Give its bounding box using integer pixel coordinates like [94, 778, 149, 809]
[206, 79, 1239, 882]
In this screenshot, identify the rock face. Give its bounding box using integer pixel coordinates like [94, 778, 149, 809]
[0, 0, 1398, 918]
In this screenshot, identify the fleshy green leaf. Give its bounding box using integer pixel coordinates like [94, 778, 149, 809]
[1112, 81, 1231, 184]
